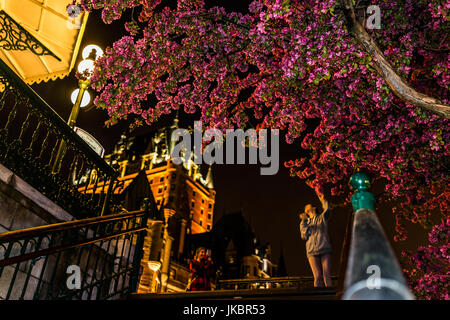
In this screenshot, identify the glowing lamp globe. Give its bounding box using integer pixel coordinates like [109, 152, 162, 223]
[82, 45, 103, 60]
[71, 89, 91, 108]
[77, 59, 95, 78]
[147, 261, 161, 272]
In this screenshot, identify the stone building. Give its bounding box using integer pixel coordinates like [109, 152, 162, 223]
[103, 117, 216, 293]
[188, 210, 278, 281]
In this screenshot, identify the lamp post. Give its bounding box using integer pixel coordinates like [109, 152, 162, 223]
[52, 45, 103, 173]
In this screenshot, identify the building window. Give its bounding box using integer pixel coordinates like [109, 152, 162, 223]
[157, 199, 161, 205]
[202, 199, 204, 204]
[193, 191, 196, 197]
[191, 201, 195, 208]
[158, 188, 162, 193]
[164, 185, 167, 190]
[201, 209, 203, 215]
[208, 214, 211, 220]
[149, 179, 153, 184]
[208, 203, 212, 209]
[254, 267, 257, 276]
[199, 220, 203, 226]
[160, 177, 164, 182]
[207, 225, 211, 230]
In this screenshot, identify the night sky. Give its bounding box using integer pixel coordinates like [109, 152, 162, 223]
[31, 1, 431, 276]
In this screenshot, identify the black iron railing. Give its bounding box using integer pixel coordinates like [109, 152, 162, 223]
[0, 59, 118, 218]
[0, 11, 61, 61]
[0, 209, 149, 300]
[217, 276, 338, 291]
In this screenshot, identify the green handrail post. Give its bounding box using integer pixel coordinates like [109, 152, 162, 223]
[350, 171, 375, 212]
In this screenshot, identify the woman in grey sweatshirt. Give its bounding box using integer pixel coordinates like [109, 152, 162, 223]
[299, 192, 332, 287]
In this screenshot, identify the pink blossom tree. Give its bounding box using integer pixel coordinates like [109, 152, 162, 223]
[401, 218, 449, 300]
[71, 0, 449, 297]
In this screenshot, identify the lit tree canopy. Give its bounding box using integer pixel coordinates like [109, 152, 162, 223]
[73, 0, 449, 240]
[401, 218, 449, 300]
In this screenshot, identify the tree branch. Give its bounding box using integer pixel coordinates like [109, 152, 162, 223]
[341, 0, 450, 119]
[422, 46, 450, 53]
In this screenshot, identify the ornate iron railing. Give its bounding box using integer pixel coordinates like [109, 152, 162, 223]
[0, 209, 149, 300]
[217, 276, 338, 291]
[0, 58, 118, 218]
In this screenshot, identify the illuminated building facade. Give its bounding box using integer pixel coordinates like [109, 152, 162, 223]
[188, 210, 278, 282]
[101, 117, 216, 293]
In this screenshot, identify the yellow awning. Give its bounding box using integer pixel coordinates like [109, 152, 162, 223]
[0, 0, 88, 84]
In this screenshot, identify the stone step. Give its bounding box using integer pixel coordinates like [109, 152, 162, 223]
[128, 287, 337, 300]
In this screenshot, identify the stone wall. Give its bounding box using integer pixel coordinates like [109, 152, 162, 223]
[0, 162, 73, 234]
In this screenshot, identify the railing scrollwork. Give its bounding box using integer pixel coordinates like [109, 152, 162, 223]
[0, 10, 61, 61]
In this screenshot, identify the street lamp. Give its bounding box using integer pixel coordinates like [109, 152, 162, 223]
[147, 261, 162, 292]
[148, 261, 161, 272]
[82, 45, 103, 60]
[52, 45, 102, 173]
[67, 45, 102, 128]
[70, 89, 91, 108]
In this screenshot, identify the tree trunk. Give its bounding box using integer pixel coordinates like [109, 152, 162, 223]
[341, 0, 450, 119]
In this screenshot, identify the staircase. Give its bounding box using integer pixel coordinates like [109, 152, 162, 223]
[0, 209, 150, 300]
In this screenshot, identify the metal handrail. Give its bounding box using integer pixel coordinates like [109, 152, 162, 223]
[217, 276, 339, 290]
[0, 209, 150, 300]
[0, 226, 145, 267]
[0, 210, 145, 241]
[341, 172, 415, 300]
[219, 276, 337, 283]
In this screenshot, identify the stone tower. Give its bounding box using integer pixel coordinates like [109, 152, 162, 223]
[104, 117, 216, 292]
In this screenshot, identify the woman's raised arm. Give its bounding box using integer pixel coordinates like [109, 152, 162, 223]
[317, 191, 330, 220]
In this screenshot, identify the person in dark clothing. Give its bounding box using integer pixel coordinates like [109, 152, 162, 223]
[187, 247, 215, 291]
[299, 190, 333, 287]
